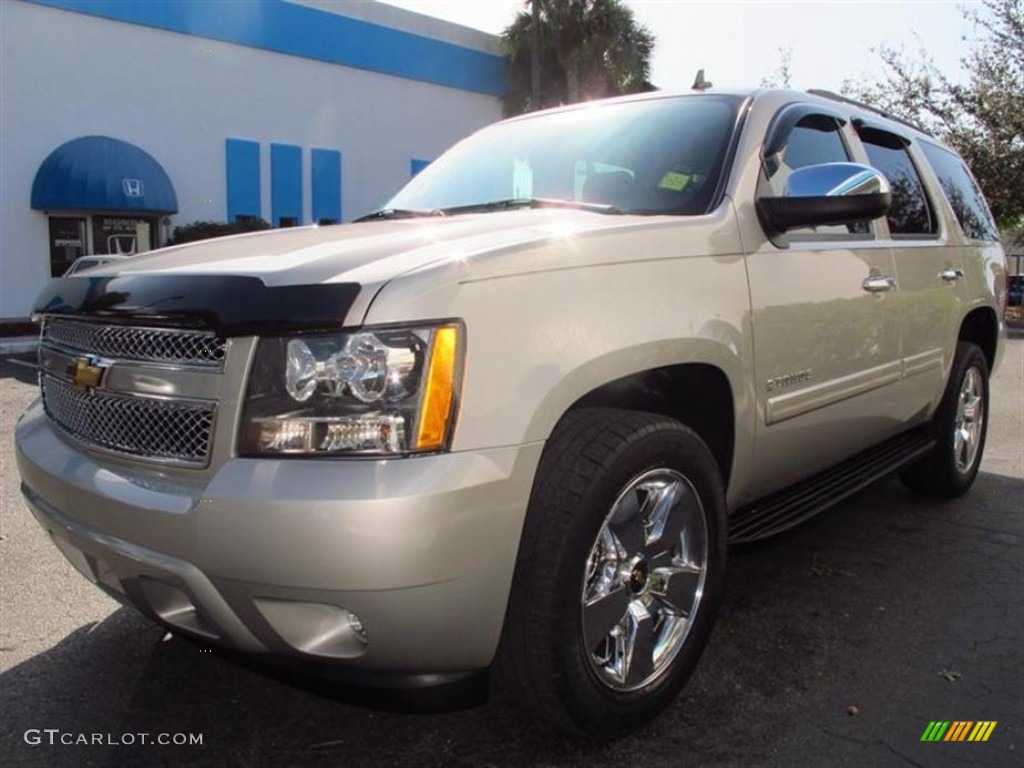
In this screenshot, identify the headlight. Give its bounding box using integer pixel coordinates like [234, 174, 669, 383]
[239, 323, 463, 456]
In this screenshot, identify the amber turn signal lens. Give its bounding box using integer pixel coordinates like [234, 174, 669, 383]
[415, 325, 459, 450]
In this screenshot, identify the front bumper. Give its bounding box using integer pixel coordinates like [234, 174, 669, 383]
[16, 400, 542, 678]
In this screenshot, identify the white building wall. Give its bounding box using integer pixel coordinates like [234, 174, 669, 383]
[0, 0, 504, 319]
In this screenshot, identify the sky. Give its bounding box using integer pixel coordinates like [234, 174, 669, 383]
[384, 0, 976, 94]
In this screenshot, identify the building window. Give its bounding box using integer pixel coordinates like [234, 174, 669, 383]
[312, 148, 342, 224]
[226, 138, 261, 223]
[411, 158, 432, 177]
[271, 143, 303, 227]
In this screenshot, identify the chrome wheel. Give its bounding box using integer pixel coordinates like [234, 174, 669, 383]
[954, 366, 984, 473]
[581, 468, 708, 691]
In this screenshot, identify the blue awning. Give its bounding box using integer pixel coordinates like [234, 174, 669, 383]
[31, 136, 178, 214]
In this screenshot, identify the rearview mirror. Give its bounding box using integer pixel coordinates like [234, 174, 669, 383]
[757, 162, 891, 234]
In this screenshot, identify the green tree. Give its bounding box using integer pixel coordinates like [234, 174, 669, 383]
[849, 0, 1023, 229]
[760, 46, 794, 89]
[169, 218, 270, 246]
[502, 0, 656, 116]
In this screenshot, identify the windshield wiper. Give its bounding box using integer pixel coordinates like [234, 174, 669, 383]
[438, 198, 621, 216]
[356, 198, 621, 222]
[354, 208, 446, 223]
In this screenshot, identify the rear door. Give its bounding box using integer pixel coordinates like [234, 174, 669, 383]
[854, 124, 967, 415]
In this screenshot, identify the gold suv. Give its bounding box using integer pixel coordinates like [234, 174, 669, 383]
[16, 88, 1006, 735]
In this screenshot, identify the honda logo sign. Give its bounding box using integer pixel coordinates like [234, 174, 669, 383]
[122, 178, 144, 197]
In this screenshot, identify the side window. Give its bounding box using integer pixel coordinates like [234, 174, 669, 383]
[857, 127, 936, 237]
[920, 143, 999, 241]
[760, 112, 870, 237]
[763, 115, 850, 196]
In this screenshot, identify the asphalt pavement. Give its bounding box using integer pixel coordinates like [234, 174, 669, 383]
[1, 337, 1021, 768]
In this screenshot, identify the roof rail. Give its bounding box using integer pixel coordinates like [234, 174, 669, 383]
[806, 88, 932, 137]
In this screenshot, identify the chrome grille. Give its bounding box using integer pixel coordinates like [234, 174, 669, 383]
[42, 318, 226, 368]
[41, 375, 215, 466]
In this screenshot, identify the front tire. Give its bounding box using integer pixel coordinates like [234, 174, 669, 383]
[901, 341, 990, 498]
[495, 408, 727, 736]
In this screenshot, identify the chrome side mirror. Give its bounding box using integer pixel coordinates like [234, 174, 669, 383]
[757, 162, 891, 233]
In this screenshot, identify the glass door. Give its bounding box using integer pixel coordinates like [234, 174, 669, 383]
[48, 216, 87, 276]
[92, 215, 156, 255]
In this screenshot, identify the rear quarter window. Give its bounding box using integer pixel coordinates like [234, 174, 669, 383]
[920, 143, 999, 241]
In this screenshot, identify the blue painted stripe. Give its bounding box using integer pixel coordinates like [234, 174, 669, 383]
[25, 0, 506, 96]
[271, 143, 303, 226]
[311, 149, 342, 223]
[225, 139, 260, 222]
[410, 158, 432, 178]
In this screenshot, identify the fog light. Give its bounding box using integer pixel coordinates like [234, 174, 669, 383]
[347, 611, 368, 644]
[253, 599, 369, 659]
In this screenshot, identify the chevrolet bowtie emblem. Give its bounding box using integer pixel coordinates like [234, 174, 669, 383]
[67, 358, 105, 390]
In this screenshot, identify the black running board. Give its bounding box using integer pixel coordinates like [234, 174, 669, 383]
[728, 428, 936, 544]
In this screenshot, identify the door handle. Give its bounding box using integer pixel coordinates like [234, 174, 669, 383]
[862, 275, 895, 293]
[941, 267, 965, 282]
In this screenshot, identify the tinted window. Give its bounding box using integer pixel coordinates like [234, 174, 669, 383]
[764, 115, 850, 196]
[920, 143, 999, 241]
[386, 95, 742, 216]
[859, 128, 935, 236]
[761, 114, 870, 236]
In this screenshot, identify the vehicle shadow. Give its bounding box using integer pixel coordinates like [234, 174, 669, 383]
[0, 356, 38, 386]
[1, 472, 1020, 768]
[0, 609, 596, 768]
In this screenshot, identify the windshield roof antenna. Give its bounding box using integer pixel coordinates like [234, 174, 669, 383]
[692, 69, 713, 91]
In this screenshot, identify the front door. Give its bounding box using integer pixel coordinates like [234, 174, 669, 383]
[744, 108, 903, 499]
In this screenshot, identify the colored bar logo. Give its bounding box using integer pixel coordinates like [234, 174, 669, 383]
[920, 721, 997, 742]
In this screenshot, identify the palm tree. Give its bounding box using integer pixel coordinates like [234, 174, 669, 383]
[502, 0, 656, 116]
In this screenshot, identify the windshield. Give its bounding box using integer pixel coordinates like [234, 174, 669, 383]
[385, 95, 743, 217]
[65, 257, 115, 275]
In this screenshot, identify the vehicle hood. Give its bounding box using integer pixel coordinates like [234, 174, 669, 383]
[99, 209, 640, 287]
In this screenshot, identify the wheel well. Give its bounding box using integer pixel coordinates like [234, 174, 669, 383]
[568, 364, 735, 486]
[958, 308, 998, 370]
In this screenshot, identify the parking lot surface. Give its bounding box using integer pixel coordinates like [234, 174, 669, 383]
[1, 336, 1021, 767]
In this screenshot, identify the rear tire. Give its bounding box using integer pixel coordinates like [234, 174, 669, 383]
[494, 408, 727, 736]
[901, 342, 989, 498]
